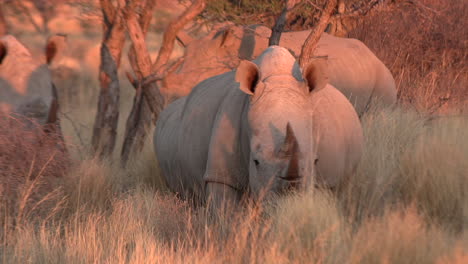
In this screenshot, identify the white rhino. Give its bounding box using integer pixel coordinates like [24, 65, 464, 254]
[0, 35, 61, 131]
[163, 25, 397, 116]
[154, 46, 363, 206]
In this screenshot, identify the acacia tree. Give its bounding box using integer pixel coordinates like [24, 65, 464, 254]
[91, 0, 126, 158]
[120, 0, 206, 166]
[90, 0, 206, 164]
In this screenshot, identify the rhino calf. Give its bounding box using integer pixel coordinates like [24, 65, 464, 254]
[155, 46, 363, 206]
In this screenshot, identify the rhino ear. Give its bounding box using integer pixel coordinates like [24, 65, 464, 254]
[0, 41, 6, 65]
[45, 34, 67, 65]
[236, 60, 259, 96]
[303, 56, 329, 93]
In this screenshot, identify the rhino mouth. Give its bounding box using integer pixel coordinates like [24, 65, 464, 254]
[279, 175, 302, 182]
[278, 175, 302, 192]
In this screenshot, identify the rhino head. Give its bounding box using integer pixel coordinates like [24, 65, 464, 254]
[235, 46, 328, 196]
[0, 35, 62, 128]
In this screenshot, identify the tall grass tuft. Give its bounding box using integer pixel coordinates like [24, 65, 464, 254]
[1, 107, 467, 263]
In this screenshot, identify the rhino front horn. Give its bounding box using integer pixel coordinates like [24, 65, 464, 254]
[278, 123, 298, 157]
[280, 123, 300, 181]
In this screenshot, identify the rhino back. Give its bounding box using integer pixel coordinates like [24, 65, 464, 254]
[155, 71, 245, 200]
[278, 31, 395, 114]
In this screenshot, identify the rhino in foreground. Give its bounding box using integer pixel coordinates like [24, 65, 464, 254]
[163, 25, 397, 116]
[0, 35, 62, 135]
[155, 46, 363, 206]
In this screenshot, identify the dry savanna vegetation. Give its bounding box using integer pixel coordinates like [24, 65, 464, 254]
[1, 0, 467, 263]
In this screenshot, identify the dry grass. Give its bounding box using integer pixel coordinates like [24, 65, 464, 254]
[348, 0, 468, 113]
[0, 114, 69, 229]
[1, 105, 467, 263]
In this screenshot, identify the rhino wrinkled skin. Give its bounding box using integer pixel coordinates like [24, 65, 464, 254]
[155, 46, 363, 206]
[0, 35, 58, 127]
[163, 25, 397, 116]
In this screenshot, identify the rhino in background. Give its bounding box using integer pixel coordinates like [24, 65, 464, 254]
[0, 35, 62, 135]
[154, 46, 363, 207]
[163, 25, 397, 116]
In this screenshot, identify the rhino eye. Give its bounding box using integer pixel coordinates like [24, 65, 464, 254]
[254, 159, 260, 166]
[314, 158, 319, 165]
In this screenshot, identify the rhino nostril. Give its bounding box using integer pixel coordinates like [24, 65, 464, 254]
[314, 158, 319, 165]
[254, 159, 259, 166]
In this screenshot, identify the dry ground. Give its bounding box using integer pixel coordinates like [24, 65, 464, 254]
[1, 0, 467, 263]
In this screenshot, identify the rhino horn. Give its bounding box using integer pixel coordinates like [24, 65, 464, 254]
[280, 123, 300, 180]
[278, 123, 299, 156]
[286, 150, 300, 180]
[303, 56, 329, 93]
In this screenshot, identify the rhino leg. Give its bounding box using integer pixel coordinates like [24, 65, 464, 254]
[205, 181, 241, 211]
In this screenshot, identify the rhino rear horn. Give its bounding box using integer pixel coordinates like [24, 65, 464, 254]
[236, 60, 260, 95]
[303, 56, 329, 93]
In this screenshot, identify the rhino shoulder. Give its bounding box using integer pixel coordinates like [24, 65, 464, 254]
[310, 84, 363, 187]
[311, 84, 359, 119]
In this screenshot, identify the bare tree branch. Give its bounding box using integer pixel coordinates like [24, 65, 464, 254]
[14, 1, 45, 34]
[152, 0, 206, 74]
[299, 0, 337, 68]
[269, 0, 301, 46]
[120, 0, 160, 166]
[122, 0, 206, 116]
[100, 0, 116, 23]
[120, 0, 206, 166]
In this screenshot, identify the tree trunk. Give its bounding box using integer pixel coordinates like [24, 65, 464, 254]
[120, 0, 206, 166]
[120, 85, 154, 165]
[299, 0, 337, 68]
[91, 0, 126, 158]
[120, 0, 158, 166]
